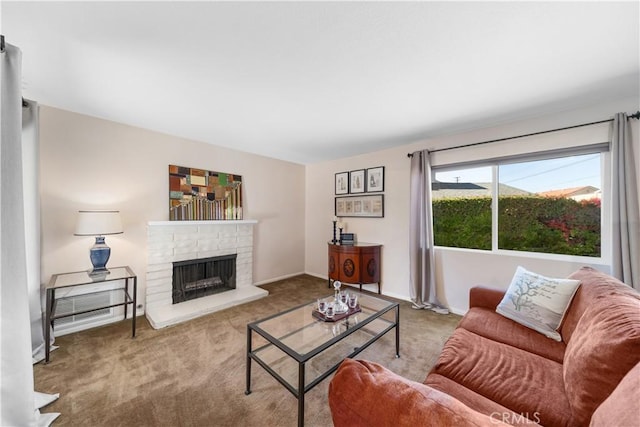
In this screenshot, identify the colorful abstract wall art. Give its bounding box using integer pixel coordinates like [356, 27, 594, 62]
[169, 165, 243, 220]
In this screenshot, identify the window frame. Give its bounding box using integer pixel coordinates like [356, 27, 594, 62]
[431, 148, 611, 264]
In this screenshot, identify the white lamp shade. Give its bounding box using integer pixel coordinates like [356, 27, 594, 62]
[74, 210, 123, 236]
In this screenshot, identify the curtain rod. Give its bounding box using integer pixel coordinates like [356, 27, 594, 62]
[407, 111, 640, 158]
[0, 35, 28, 107]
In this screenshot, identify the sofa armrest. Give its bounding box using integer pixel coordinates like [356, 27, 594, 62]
[329, 358, 510, 427]
[469, 286, 506, 310]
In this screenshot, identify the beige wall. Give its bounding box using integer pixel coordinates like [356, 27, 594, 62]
[39, 106, 306, 311]
[305, 96, 639, 313]
[39, 97, 638, 316]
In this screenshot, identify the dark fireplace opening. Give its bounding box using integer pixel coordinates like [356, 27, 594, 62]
[172, 254, 237, 304]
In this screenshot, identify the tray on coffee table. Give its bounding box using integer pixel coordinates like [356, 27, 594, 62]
[312, 305, 361, 322]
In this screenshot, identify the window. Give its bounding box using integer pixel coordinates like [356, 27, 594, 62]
[432, 166, 492, 250]
[432, 152, 602, 258]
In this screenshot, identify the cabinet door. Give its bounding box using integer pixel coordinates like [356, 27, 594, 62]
[338, 248, 361, 283]
[328, 245, 340, 281]
[360, 247, 381, 284]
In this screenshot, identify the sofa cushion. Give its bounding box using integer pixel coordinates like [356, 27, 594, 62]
[458, 307, 566, 363]
[425, 373, 541, 426]
[563, 293, 640, 426]
[430, 328, 572, 427]
[589, 362, 640, 427]
[496, 266, 581, 341]
[329, 358, 512, 427]
[560, 266, 638, 343]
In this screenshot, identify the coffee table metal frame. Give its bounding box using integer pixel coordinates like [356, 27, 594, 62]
[245, 293, 400, 427]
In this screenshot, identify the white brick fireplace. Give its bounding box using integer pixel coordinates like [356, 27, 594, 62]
[145, 220, 268, 329]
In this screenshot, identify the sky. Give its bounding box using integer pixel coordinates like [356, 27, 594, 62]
[434, 153, 601, 194]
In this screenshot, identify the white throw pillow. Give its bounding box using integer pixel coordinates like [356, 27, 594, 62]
[496, 266, 581, 341]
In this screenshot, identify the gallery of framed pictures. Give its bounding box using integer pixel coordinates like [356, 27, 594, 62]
[335, 194, 384, 218]
[334, 166, 384, 195]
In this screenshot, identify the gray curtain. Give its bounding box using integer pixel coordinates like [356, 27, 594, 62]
[611, 113, 640, 290]
[409, 150, 448, 314]
[23, 100, 49, 363]
[1, 40, 59, 426]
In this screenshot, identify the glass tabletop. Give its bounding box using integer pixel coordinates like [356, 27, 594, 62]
[250, 292, 396, 360]
[47, 266, 136, 289]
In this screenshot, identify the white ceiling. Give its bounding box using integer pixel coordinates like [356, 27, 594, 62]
[2, 1, 639, 164]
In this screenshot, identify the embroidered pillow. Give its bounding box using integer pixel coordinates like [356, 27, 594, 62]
[496, 266, 581, 341]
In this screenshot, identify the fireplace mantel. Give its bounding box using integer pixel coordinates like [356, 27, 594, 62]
[148, 220, 258, 226]
[145, 219, 267, 329]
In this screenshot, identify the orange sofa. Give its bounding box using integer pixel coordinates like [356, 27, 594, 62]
[329, 267, 640, 426]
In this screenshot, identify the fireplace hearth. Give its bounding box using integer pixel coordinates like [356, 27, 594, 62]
[172, 254, 236, 304]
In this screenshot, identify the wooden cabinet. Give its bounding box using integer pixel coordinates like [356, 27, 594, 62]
[328, 243, 382, 294]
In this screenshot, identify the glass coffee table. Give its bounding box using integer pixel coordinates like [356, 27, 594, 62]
[245, 292, 399, 427]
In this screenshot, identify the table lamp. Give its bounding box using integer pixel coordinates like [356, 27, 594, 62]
[74, 210, 123, 274]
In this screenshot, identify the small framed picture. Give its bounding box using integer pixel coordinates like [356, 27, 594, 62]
[366, 166, 384, 192]
[335, 172, 349, 195]
[349, 169, 365, 194]
[335, 194, 384, 218]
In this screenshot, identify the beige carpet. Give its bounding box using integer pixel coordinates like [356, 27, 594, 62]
[35, 275, 461, 426]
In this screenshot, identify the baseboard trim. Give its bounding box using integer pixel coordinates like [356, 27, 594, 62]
[304, 271, 466, 316]
[304, 271, 327, 280]
[253, 271, 306, 286]
[448, 306, 467, 316]
[305, 271, 404, 300]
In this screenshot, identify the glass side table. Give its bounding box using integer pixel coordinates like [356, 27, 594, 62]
[44, 266, 137, 363]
